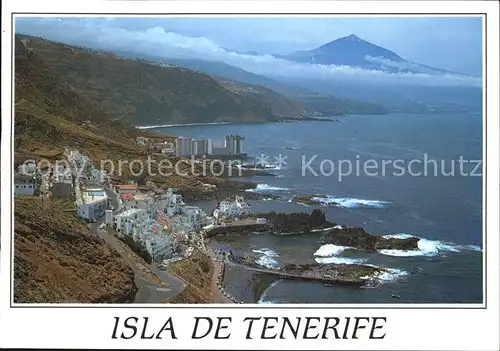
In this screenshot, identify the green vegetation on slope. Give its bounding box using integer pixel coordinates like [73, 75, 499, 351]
[15, 35, 145, 160]
[17, 34, 316, 125]
[217, 79, 314, 118]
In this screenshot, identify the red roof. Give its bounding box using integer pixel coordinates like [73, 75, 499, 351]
[120, 193, 134, 200]
[115, 184, 137, 191]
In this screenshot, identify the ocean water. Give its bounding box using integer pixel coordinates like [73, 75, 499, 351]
[157, 113, 483, 304]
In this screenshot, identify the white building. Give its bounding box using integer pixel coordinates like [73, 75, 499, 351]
[225, 134, 245, 155]
[105, 210, 114, 225]
[114, 184, 138, 196]
[52, 165, 72, 183]
[136, 136, 149, 146]
[76, 188, 108, 221]
[89, 168, 109, 184]
[14, 174, 36, 196]
[144, 229, 177, 260]
[159, 141, 175, 154]
[111, 187, 207, 261]
[176, 137, 193, 156]
[123, 212, 178, 261]
[214, 195, 251, 218]
[17, 161, 37, 176]
[113, 208, 149, 235]
[121, 192, 166, 219]
[184, 205, 209, 230]
[67, 150, 89, 167]
[207, 139, 214, 155]
[164, 188, 185, 216]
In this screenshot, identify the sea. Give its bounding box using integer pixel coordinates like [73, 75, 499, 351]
[155, 113, 483, 304]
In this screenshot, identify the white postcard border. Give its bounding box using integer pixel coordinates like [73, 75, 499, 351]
[1, 1, 498, 350]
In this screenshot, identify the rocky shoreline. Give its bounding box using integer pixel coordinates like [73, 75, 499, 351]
[251, 209, 334, 235]
[179, 179, 275, 202]
[291, 194, 338, 206]
[207, 209, 420, 254]
[227, 252, 382, 286]
[280, 263, 383, 284]
[319, 226, 420, 251]
[205, 209, 334, 238]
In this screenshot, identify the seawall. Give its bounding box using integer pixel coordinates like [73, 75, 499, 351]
[205, 223, 267, 238]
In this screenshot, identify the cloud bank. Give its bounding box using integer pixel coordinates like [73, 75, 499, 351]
[15, 17, 482, 88]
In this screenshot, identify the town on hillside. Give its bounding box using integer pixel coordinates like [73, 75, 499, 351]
[13, 134, 256, 264]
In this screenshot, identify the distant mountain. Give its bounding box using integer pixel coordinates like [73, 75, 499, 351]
[278, 34, 462, 76]
[280, 34, 402, 66]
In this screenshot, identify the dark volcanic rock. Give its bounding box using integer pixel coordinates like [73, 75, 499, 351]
[205, 224, 268, 238]
[319, 226, 419, 251]
[375, 237, 420, 250]
[254, 209, 334, 234]
[281, 263, 383, 283]
[292, 194, 339, 206]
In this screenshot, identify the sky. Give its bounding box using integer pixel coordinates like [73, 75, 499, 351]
[15, 16, 483, 85]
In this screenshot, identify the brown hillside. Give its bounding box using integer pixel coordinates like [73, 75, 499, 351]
[14, 198, 137, 303]
[16, 34, 285, 126]
[167, 248, 215, 303]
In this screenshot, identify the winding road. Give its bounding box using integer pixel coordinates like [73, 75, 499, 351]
[90, 188, 186, 303]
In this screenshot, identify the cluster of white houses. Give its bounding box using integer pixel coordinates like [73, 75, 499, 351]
[106, 187, 210, 260]
[14, 146, 256, 262]
[14, 151, 79, 197]
[213, 195, 252, 220]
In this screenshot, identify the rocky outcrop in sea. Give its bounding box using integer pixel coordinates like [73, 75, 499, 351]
[253, 209, 334, 235]
[319, 226, 419, 251]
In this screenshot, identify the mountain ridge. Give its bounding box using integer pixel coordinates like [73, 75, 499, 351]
[276, 34, 464, 76]
[16, 34, 314, 126]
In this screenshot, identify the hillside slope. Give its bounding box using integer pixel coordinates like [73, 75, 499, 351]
[17, 34, 314, 125]
[158, 57, 386, 115]
[14, 37, 140, 303]
[162, 57, 317, 97]
[12, 35, 261, 304]
[15, 34, 258, 198]
[15, 35, 146, 161]
[14, 198, 137, 303]
[155, 57, 386, 116]
[216, 79, 313, 117]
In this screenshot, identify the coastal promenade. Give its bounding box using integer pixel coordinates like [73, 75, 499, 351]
[206, 243, 239, 304]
